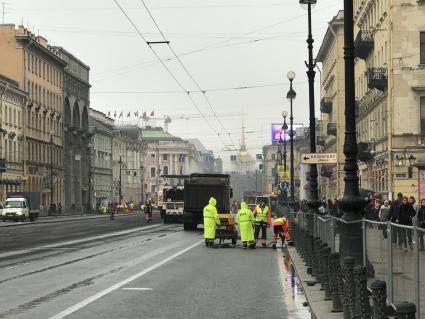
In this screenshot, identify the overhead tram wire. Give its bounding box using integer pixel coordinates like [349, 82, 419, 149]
[139, 0, 236, 147]
[112, 0, 227, 146]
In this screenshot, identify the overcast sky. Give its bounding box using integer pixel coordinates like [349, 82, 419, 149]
[5, 0, 343, 166]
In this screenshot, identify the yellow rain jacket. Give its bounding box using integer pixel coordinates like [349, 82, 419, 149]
[236, 201, 255, 242]
[203, 197, 220, 239]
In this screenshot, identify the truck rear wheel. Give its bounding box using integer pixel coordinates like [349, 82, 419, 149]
[163, 215, 168, 224]
[21, 215, 26, 222]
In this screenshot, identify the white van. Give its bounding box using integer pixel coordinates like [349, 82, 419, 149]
[2, 197, 29, 222]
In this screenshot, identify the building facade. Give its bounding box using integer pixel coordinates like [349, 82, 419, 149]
[89, 109, 113, 210]
[112, 125, 146, 205]
[141, 127, 200, 203]
[0, 75, 27, 200]
[316, 10, 346, 200]
[0, 24, 67, 211]
[51, 47, 91, 213]
[353, 0, 425, 199]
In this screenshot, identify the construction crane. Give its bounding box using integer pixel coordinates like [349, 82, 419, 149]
[139, 111, 247, 132]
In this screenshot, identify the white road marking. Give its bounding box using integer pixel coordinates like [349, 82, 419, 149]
[122, 288, 153, 291]
[0, 224, 161, 259]
[48, 239, 204, 319]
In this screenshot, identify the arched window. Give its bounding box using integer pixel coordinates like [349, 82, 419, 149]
[163, 166, 169, 175]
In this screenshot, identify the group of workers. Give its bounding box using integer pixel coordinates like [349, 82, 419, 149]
[203, 197, 290, 248]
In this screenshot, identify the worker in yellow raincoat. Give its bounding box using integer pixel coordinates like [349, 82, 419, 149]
[203, 197, 220, 247]
[236, 201, 255, 249]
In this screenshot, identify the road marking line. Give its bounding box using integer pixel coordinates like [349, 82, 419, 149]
[0, 224, 162, 259]
[122, 288, 153, 291]
[48, 239, 203, 319]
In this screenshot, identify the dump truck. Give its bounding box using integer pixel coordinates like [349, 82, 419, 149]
[183, 174, 237, 244]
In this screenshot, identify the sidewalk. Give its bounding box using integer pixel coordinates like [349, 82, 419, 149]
[0, 210, 144, 228]
[287, 246, 343, 319]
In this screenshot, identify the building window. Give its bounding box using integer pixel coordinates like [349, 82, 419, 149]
[421, 97, 425, 135]
[271, 154, 276, 161]
[421, 32, 425, 65]
[150, 153, 155, 159]
[150, 167, 156, 178]
[151, 185, 156, 193]
[162, 154, 168, 161]
[163, 166, 169, 175]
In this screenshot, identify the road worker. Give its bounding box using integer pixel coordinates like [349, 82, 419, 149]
[236, 201, 255, 249]
[203, 197, 220, 247]
[252, 200, 271, 247]
[272, 216, 290, 249]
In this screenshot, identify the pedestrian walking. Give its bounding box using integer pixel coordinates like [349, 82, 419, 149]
[236, 201, 255, 249]
[144, 200, 153, 223]
[389, 192, 403, 245]
[203, 197, 220, 247]
[252, 200, 271, 247]
[397, 196, 416, 252]
[409, 196, 419, 213]
[379, 200, 390, 238]
[108, 203, 115, 220]
[417, 199, 425, 250]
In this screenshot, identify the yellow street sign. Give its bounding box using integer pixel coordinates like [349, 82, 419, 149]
[279, 170, 290, 180]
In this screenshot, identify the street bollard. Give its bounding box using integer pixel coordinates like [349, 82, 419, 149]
[393, 302, 416, 319]
[307, 232, 314, 269]
[353, 266, 371, 319]
[312, 237, 321, 278]
[322, 247, 332, 301]
[370, 280, 387, 319]
[343, 257, 356, 319]
[329, 252, 343, 312]
[318, 242, 328, 286]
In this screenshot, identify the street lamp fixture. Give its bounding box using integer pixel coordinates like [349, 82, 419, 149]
[408, 154, 417, 166]
[300, 0, 320, 233]
[337, 0, 365, 265]
[286, 71, 297, 210]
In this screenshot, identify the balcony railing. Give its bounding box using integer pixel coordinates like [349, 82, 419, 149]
[354, 31, 374, 60]
[317, 136, 326, 147]
[327, 123, 337, 136]
[367, 68, 388, 91]
[320, 98, 332, 114]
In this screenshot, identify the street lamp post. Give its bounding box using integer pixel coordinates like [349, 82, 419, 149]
[337, 0, 365, 264]
[281, 111, 289, 203]
[118, 156, 123, 205]
[87, 143, 92, 214]
[49, 131, 54, 216]
[287, 71, 297, 209]
[300, 0, 320, 233]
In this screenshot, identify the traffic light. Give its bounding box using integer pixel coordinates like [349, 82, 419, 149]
[258, 164, 264, 173]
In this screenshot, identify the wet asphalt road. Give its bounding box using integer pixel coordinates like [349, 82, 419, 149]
[0, 214, 310, 319]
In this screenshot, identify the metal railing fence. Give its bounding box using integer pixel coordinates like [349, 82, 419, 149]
[288, 211, 424, 319]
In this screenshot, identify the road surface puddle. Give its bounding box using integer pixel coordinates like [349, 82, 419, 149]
[278, 249, 311, 319]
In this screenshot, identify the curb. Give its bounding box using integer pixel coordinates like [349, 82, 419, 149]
[0, 212, 144, 228]
[287, 246, 343, 319]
